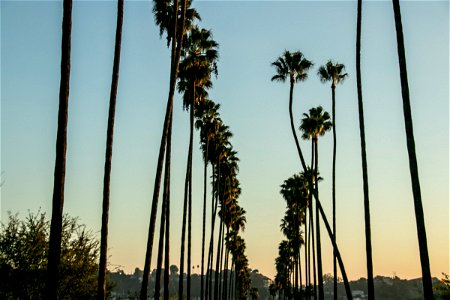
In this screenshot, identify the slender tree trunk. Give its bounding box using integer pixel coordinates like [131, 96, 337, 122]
[201, 140, 209, 300]
[305, 206, 309, 299]
[205, 164, 215, 300]
[155, 140, 171, 300]
[164, 117, 173, 300]
[214, 220, 224, 299]
[179, 90, 195, 299]
[288, 80, 307, 170]
[331, 83, 338, 300]
[392, 1, 433, 298]
[46, 0, 72, 298]
[97, 1, 123, 299]
[141, 0, 187, 298]
[187, 92, 195, 299]
[310, 141, 317, 300]
[223, 231, 229, 300]
[356, 1, 375, 299]
[314, 138, 324, 300]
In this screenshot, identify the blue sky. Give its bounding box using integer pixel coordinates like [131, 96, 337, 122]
[1, 0, 448, 280]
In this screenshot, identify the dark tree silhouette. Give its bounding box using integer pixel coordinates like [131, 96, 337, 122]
[46, 0, 72, 298]
[392, 0, 433, 298]
[98, 1, 124, 298]
[356, 0, 375, 299]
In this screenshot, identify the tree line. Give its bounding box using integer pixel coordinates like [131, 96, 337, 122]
[45, 0, 251, 299]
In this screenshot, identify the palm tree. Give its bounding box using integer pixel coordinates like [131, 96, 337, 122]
[46, 0, 72, 298]
[300, 106, 332, 300]
[356, 1, 375, 299]
[140, 0, 189, 298]
[391, 1, 433, 298]
[177, 26, 218, 299]
[97, 1, 124, 299]
[317, 60, 347, 300]
[195, 99, 221, 300]
[271, 50, 313, 169]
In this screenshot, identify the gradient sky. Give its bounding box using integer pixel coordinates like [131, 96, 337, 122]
[1, 0, 448, 281]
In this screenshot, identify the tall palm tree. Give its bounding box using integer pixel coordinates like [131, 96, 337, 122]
[177, 26, 218, 299]
[97, 1, 124, 299]
[300, 106, 332, 300]
[317, 60, 347, 300]
[195, 99, 221, 300]
[271, 50, 313, 168]
[46, 0, 72, 298]
[391, 1, 433, 298]
[140, 0, 188, 298]
[356, 1, 375, 299]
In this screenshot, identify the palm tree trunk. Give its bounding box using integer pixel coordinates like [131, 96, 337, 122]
[214, 220, 224, 299]
[205, 164, 215, 300]
[331, 83, 338, 300]
[356, 1, 375, 299]
[310, 141, 317, 300]
[288, 80, 308, 168]
[140, 0, 187, 298]
[201, 140, 209, 300]
[179, 89, 195, 299]
[187, 92, 194, 299]
[314, 138, 324, 300]
[304, 206, 309, 299]
[155, 137, 172, 300]
[391, 1, 433, 298]
[97, 1, 123, 299]
[164, 117, 173, 300]
[46, 0, 72, 298]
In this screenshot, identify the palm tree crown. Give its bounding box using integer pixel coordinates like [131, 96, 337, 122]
[271, 50, 313, 84]
[317, 60, 348, 87]
[300, 106, 332, 140]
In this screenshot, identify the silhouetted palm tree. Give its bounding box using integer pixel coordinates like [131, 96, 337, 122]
[300, 106, 332, 300]
[317, 60, 347, 300]
[356, 1, 374, 299]
[271, 50, 313, 168]
[140, 0, 189, 298]
[46, 0, 72, 298]
[195, 99, 221, 300]
[97, 1, 124, 299]
[392, 1, 433, 298]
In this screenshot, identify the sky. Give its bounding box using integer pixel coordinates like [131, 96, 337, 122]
[1, 0, 448, 281]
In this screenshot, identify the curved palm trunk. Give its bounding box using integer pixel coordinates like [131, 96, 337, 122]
[98, 1, 123, 298]
[392, 1, 433, 298]
[201, 140, 209, 300]
[288, 80, 307, 168]
[140, 0, 187, 298]
[331, 84, 338, 300]
[356, 1, 374, 299]
[46, 0, 72, 298]
[314, 137, 324, 300]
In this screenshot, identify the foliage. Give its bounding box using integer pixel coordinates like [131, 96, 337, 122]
[434, 273, 450, 299]
[0, 211, 102, 299]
